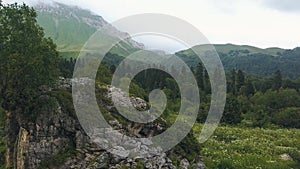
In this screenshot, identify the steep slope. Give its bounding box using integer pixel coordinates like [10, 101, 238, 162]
[35, 2, 143, 58]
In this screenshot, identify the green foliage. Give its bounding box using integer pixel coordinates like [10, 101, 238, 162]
[136, 160, 144, 169]
[1, 2, 299, 168]
[222, 94, 243, 124]
[251, 89, 300, 110]
[241, 79, 255, 97]
[129, 82, 147, 99]
[0, 137, 5, 169]
[0, 107, 5, 131]
[60, 58, 75, 78]
[236, 70, 245, 93]
[239, 89, 300, 128]
[195, 63, 205, 90]
[194, 124, 300, 169]
[272, 70, 282, 91]
[0, 107, 6, 168]
[243, 106, 270, 128]
[273, 108, 300, 128]
[177, 45, 300, 79]
[0, 2, 61, 113]
[50, 89, 75, 118]
[197, 102, 210, 123]
[96, 63, 113, 84]
[168, 132, 202, 165]
[217, 159, 235, 169]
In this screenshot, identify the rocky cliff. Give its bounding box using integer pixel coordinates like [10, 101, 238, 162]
[4, 81, 205, 169]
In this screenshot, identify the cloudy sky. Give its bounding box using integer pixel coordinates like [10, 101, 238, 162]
[2, 0, 300, 53]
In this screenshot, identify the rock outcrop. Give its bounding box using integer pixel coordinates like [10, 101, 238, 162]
[11, 99, 177, 169]
[6, 83, 205, 168]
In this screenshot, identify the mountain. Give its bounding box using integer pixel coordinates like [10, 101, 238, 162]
[176, 44, 300, 79]
[34, 2, 300, 79]
[35, 2, 143, 58]
[213, 44, 285, 56]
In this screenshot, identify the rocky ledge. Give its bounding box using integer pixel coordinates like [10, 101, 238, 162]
[5, 82, 205, 169]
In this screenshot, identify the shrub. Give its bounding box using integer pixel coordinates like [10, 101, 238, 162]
[273, 108, 300, 128]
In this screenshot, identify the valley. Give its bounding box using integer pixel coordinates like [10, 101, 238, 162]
[0, 1, 299, 169]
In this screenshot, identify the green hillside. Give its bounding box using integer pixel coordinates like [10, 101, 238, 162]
[178, 44, 284, 57]
[35, 2, 139, 58]
[37, 12, 96, 52]
[176, 44, 300, 79]
[214, 44, 284, 56]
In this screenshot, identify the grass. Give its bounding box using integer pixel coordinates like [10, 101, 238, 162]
[193, 124, 300, 169]
[37, 12, 96, 52]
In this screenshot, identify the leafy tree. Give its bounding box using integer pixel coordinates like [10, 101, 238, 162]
[197, 102, 210, 123]
[295, 78, 300, 91]
[241, 79, 255, 97]
[273, 108, 300, 128]
[96, 63, 113, 84]
[252, 108, 270, 128]
[228, 69, 236, 95]
[203, 68, 211, 93]
[222, 94, 242, 124]
[60, 58, 75, 78]
[282, 78, 297, 90]
[129, 82, 147, 99]
[237, 95, 251, 114]
[0, 2, 61, 113]
[272, 70, 282, 91]
[254, 78, 273, 93]
[165, 78, 179, 99]
[251, 89, 300, 110]
[194, 63, 204, 90]
[109, 64, 116, 73]
[236, 69, 245, 93]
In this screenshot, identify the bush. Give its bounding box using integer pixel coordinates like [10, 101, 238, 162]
[273, 108, 300, 128]
[221, 94, 243, 124]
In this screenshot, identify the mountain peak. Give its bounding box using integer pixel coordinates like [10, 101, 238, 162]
[35, 1, 107, 28]
[34, 1, 143, 52]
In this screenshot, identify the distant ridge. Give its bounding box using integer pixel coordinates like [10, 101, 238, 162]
[176, 44, 300, 79]
[34, 2, 300, 79]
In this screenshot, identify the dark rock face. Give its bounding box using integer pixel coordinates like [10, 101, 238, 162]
[8, 87, 205, 169]
[13, 103, 177, 169]
[13, 100, 77, 168]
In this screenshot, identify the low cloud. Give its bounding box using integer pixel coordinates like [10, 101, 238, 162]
[263, 0, 300, 13]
